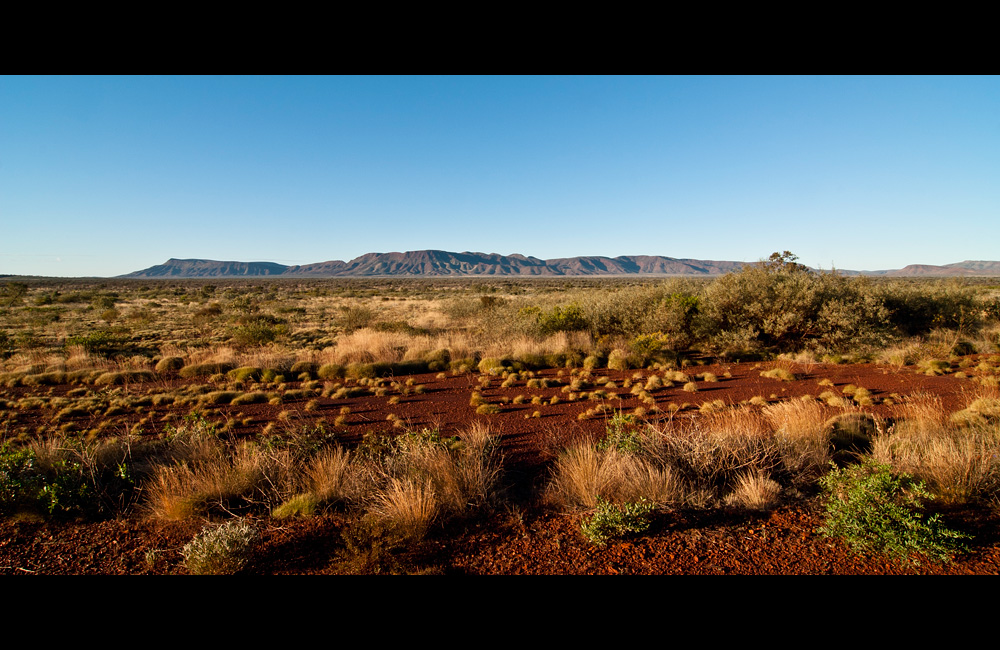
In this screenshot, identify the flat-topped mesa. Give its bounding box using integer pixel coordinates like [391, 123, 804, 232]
[121, 259, 290, 278]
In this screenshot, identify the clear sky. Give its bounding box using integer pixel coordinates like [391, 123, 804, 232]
[2, 75, 998, 277]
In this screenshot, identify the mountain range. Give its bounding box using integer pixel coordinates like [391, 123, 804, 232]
[120, 251, 1000, 278]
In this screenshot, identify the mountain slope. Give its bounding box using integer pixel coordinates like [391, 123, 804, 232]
[121, 252, 1000, 278]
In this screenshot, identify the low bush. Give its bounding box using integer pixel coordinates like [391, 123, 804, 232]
[182, 518, 258, 575]
[580, 497, 654, 546]
[155, 356, 184, 373]
[94, 370, 155, 386]
[818, 458, 969, 564]
[317, 363, 345, 380]
[0, 444, 92, 517]
[180, 362, 234, 378]
[66, 330, 124, 354]
[227, 366, 263, 382]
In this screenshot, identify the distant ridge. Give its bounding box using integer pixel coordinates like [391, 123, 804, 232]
[119, 252, 1000, 279]
[881, 261, 1000, 277]
[125, 258, 289, 278]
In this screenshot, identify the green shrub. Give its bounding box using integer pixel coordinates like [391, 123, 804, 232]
[423, 348, 451, 372]
[0, 445, 92, 517]
[66, 330, 123, 354]
[273, 493, 320, 519]
[581, 497, 654, 546]
[231, 391, 267, 406]
[182, 519, 258, 575]
[230, 319, 285, 347]
[199, 391, 240, 405]
[699, 252, 892, 355]
[607, 349, 631, 371]
[289, 361, 317, 376]
[818, 459, 969, 564]
[338, 305, 378, 331]
[538, 304, 589, 335]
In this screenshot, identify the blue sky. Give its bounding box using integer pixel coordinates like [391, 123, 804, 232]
[2, 75, 998, 277]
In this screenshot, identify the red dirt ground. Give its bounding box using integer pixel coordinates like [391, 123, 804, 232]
[2, 358, 999, 574]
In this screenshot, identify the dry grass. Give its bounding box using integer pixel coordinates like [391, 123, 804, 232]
[145, 441, 295, 520]
[548, 412, 778, 510]
[763, 399, 835, 483]
[306, 447, 355, 505]
[548, 406, 814, 509]
[760, 367, 796, 381]
[371, 477, 439, 542]
[872, 392, 1000, 505]
[362, 423, 504, 540]
[724, 470, 782, 510]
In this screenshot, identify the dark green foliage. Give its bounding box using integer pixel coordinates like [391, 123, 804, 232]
[880, 281, 982, 336]
[698, 253, 892, 355]
[423, 349, 451, 372]
[230, 316, 286, 347]
[91, 294, 117, 311]
[818, 459, 970, 564]
[94, 369, 155, 385]
[537, 304, 589, 335]
[226, 366, 264, 381]
[66, 329, 125, 354]
[289, 361, 318, 376]
[0, 445, 92, 517]
[641, 293, 700, 354]
[372, 320, 428, 336]
[581, 497, 654, 546]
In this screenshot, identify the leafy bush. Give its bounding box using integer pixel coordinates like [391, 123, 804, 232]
[537, 304, 589, 335]
[338, 305, 378, 332]
[230, 318, 285, 347]
[0, 444, 92, 517]
[581, 497, 654, 546]
[699, 252, 892, 355]
[182, 518, 258, 575]
[818, 459, 969, 564]
[66, 330, 124, 354]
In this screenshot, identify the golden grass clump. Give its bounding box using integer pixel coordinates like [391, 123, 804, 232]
[275, 447, 356, 515]
[872, 392, 1000, 505]
[146, 441, 295, 520]
[547, 443, 684, 510]
[760, 368, 796, 382]
[763, 399, 835, 483]
[367, 423, 502, 539]
[724, 471, 782, 510]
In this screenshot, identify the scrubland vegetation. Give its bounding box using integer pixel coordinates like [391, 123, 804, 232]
[2, 254, 1000, 573]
